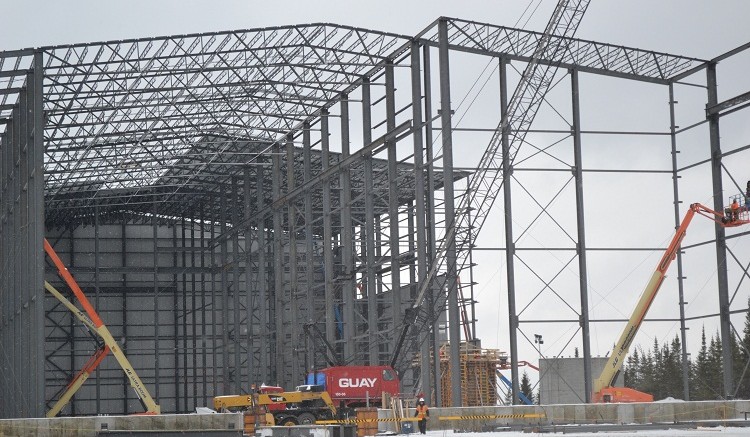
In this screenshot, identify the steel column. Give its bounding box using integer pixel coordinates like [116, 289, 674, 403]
[152, 199, 161, 401]
[30, 52, 46, 417]
[669, 83, 691, 400]
[362, 78, 379, 365]
[411, 41, 432, 405]
[385, 59, 402, 353]
[340, 95, 356, 360]
[499, 57, 520, 404]
[321, 111, 337, 351]
[302, 122, 316, 366]
[423, 43, 442, 407]
[244, 168, 254, 388]
[571, 69, 593, 403]
[220, 188, 231, 394]
[438, 18, 461, 407]
[231, 176, 243, 394]
[285, 134, 301, 380]
[706, 63, 734, 398]
[256, 164, 269, 384]
[272, 142, 285, 386]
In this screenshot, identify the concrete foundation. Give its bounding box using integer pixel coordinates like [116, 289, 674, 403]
[380, 400, 750, 433]
[0, 413, 243, 437]
[0, 401, 748, 436]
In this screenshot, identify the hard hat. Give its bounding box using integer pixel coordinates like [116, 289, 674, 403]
[418, 398, 424, 402]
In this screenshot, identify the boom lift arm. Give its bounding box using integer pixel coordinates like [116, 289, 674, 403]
[44, 238, 160, 416]
[593, 202, 749, 402]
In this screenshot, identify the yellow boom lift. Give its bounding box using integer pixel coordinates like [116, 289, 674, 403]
[44, 238, 160, 417]
[593, 200, 749, 403]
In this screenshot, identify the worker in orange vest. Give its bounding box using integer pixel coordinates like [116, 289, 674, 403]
[414, 397, 429, 434]
[731, 199, 740, 221]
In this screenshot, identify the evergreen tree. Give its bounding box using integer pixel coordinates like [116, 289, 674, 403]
[707, 331, 724, 399]
[691, 326, 713, 400]
[625, 348, 641, 389]
[662, 335, 683, 399]
[667, 334, 684, 399]
[520, 371, 534, 405]
[735, 297, 750, 399]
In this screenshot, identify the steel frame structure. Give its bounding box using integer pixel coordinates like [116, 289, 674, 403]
[0, 17, 748, 417]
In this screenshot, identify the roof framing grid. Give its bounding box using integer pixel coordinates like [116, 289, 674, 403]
[0, 19, 711, 229]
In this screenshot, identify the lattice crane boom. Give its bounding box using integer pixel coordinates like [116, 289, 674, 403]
[391, 0, 591, 368]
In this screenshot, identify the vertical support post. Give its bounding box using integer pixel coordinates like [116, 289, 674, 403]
[321, 110, 336, 351]
[706, 63, 734, 398]
[210, 205, 218, 396]
[231, 177, 243, 394]
[499, 57, 520, 404]
[272, 141, 285, 386]
[200, 206, 208, 403]
[362, 77, 379, 364]
[438, 18, 461, 407]
[385, 59, 402, 355]
[340, 95, 356, 360]
[286, 133, 301, 379]
[220, 188, 231, 394]
[94, 206, 102, 413]
[423, 44, 442, 407]
[30, 51, 46, 416]
[120, 220, 128, 413]
[152, 199, 161, 400]
[571, 69, 593, 403]
[411, 41, 432, 404]
[173, 223, 180, 412]
[256, 165, 269, 384]
[303, 122, 315, 367]
[669, 83, 691, 400]
[244, 168, 255, 387]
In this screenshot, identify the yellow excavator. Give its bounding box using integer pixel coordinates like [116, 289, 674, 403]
[593, 199, 749, 403]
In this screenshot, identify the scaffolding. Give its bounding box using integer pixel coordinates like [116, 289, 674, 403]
[434, 343, 505, 407]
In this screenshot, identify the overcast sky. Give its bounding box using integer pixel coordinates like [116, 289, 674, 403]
[3, 1, 750, 391]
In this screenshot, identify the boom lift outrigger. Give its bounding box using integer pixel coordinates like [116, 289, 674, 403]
[44, 238, 160, 417]
[593, 201, 749, 403]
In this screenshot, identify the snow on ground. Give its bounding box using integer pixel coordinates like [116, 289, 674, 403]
[385, 426, 748, 437]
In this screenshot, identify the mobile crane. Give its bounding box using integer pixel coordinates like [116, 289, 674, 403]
[593, 200, 749, 403]
[214, 387, 338, 426]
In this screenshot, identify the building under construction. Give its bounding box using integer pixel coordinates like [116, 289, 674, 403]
[1, 2, 749, 418]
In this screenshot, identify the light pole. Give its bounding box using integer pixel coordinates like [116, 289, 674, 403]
[534, 334, 544, 405]
[534, 334, 544, 364]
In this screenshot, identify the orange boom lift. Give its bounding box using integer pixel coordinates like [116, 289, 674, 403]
[44, 238, 160, 417]
[593, 201, 749, 403]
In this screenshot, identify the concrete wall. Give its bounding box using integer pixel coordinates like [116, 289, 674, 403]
[0, 413, 243, 437]
[1, 401, 748, 436]
[379, 400, 750, 433]
[540, 357, 623, 404]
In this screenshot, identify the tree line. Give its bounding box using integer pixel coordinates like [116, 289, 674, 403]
[514, 298, 750, 404]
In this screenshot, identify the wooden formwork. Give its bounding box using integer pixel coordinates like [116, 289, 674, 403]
[438, 343, 506, 407]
